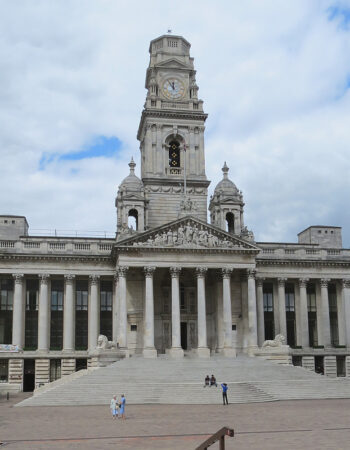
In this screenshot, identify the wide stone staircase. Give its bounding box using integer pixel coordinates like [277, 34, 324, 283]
[17, 354, 350, 407]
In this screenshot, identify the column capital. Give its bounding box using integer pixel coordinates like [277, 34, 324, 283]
[12, 274, 24, 284]
[114, 272, 119, 282]
[64, 274, 75, 283]
[117, 266, 129, 277]
[170, 266, 181, 278]
[320, 278, 331, 288]
[247, 269, 256, 279]
[38, 273, 50, 284]
[256, 277, 265, 287]
[277, 277, 288, 287]
[195, 267, 208, 278]
[144, 266, 156, 277]
[299, 278, 309, 288]
[221, 268, 233, 279]
[89, 274, 100, 285]
[342, 279, 350, 289]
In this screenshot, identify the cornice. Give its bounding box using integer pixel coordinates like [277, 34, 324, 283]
[115, 245, 259, 255]
[137, 110, 208, 140]
[257, 258, 350, 268]
[0, 253, 114, 264]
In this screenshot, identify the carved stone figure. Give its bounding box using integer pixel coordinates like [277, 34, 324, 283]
[96, 335, 116, 350]
[262, 334, 285, 348]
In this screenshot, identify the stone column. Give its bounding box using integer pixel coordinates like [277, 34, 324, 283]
[63, 274, 75, 352]
[256, 277, 265, 347]
[117, 267, 128, 349]
[88, 275, 100, 351]
[320, 279, 331, 347]
[38, 274, 50, 352]
[277, 278, 287, 342]
[168, 267, 184, 358]
[299, 278, 310, 348]
[12, 274, 24, 348]
[196, 267, 210, 358]
[342, 279, 350, 347]
[337, 282, 346, 346]
[247, 269, 258, 353]
[222, 268, 235, 357]
[112, 273, 119, 344]
[143, 266, 157, 358]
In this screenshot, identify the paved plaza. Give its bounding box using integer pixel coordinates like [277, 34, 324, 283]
[1, 394, 350, 449]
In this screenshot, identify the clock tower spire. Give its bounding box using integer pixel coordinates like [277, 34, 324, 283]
[137, 35, 210, 229]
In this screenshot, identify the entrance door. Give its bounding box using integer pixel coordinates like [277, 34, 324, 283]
[181, 322, 187, 350]
[23, 359, 35, 392]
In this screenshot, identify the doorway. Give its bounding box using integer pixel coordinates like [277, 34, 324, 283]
[23, 359, 35, 392]
[181, 322, 187, 350]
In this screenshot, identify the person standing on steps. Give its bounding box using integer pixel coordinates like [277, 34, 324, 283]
[110, 395, 118, 419]
[119, 394, 126, 419]
[221, 383, 228, 405]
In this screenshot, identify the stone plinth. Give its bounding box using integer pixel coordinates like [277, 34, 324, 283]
[255, 345, 291, 365]
[166, 347, 184, 359]
[143, 348, 157, 358]
[89, 349, 127, 367]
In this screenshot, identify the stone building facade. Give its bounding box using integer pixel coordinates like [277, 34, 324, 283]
[1, 34, 350, 391]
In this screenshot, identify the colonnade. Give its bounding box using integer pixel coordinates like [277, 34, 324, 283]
[256, 277, 350, 348]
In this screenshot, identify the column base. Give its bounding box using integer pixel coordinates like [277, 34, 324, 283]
[222, 347, 236, 358]
[167, 347, 184, 359]
[247, 345, 258, 356]
[143, 348, 157, 358]
[195, 347, 210, 358]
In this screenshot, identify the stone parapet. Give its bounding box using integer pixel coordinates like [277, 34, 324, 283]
[61, 358, 76, 376]
[302, 356, 315, 372]
[8, 358, 23, 385]
[324, 356, 337, 378]
[35, 358, 50, 388]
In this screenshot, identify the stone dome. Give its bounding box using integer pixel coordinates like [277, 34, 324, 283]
[120, 157, 143, 191]
[214, 162, 239, 196]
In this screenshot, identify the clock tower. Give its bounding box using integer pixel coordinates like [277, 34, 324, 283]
[137, 35, 210, 229]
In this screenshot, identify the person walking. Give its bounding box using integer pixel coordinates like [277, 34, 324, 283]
[221, 383, 228, 405]
[119, 394, 126, 419]
[110, 395, 118, 419]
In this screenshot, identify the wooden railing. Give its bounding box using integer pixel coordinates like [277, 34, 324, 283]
[195, 427, 234, 450]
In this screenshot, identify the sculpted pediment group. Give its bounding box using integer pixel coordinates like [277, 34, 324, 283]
[118, 218, 257, 251]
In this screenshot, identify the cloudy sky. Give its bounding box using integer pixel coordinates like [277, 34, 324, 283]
[1, 0, 350, 245]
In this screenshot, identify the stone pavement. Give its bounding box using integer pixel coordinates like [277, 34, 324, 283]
[1, 393, 350, 449]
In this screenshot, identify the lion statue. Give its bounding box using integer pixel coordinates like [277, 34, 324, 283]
[96, 334, 116, 350]
[262, 334, 285, 348]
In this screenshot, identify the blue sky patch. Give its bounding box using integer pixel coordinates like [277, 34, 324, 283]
[327, 5, 350, 29]
[39, 136, 123, 170]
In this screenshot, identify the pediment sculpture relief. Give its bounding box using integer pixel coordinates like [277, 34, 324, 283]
[132, 221, 241, 249]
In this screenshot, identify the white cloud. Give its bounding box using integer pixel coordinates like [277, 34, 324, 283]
[1, 0, 350, 245]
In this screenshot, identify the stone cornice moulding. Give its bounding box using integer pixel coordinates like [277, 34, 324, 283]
[257, 259, 350, 269]
[0, 254, 113, 264]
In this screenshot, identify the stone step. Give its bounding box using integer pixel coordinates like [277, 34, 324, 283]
[16, 355, 350, 407]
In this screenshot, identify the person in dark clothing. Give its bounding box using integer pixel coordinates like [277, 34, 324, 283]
[221, 383, 228, 405]
[204, 375, 210, 387]
[210, 375, 217, 387]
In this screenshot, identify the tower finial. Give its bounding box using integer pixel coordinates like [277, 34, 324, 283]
[222, 161, 229, 179]
[129, 157, 136, 174]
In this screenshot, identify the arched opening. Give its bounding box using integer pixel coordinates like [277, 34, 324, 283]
[128, 209, 138, 231]
[169, 140, 180, 168]
[226, 212, 235, 233]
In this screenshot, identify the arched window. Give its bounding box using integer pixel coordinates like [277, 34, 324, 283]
[169, 140, 180, 168]
[128, 209, 138, 231]
[226, 212, 235, 234]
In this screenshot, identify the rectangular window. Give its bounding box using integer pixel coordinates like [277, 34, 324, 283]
[180, 285, 186, 311]
[263, 283, 273, 312]
[0, 359, 8, 382]
[285, 284, 295, 312]
[0, 279, 13, 344]
[50, 280, 63, 350]
[100, 280, 112, 340]
[307, 284, 317, 312]
[50, 359, 61, 382]
[75, 280, 88, 350]
[130, 324, 137, 331]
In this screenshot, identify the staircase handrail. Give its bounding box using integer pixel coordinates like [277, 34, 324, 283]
[195, 426, 234, 450]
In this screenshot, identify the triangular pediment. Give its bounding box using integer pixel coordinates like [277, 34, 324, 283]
[116, 216, 259, 252]
[156, 58, 189, 70]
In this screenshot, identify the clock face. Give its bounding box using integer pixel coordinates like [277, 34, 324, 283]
[162, 78, 185, 100]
